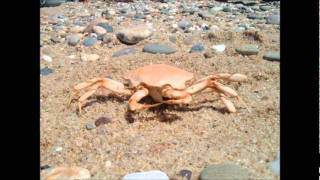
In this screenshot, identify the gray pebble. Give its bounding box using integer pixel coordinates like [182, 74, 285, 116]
[143, 43, 176, 54]
[190, 43, 205, 53]
[40, 67, 53, 76]
[97, 23, 113, 33]
[266, 15, 280, 25]
[236, 44, 259, 55]
[112, 47, 136, 57]
[85, 123, 96, 130]
[83, 37, 97, 47]
[66, 34, 80, 46]
[263, 51, 280, 61]
[200, 164, 249, 180]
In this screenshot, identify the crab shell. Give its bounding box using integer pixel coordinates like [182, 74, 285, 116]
[123, 64, 195, 102]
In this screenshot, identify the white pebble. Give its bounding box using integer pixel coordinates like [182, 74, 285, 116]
[54, 146, 63, 152]
[123, 170, 169, 180]
[42, 55, 52, 63]
[211, 44, 226, 53]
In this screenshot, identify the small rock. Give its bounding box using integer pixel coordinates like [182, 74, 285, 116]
[266, 15, 280, 25]
[260, 5, 271, 11]
[204, 50, 214, 58]
[143, 43, 176, 54]
[178, 19, 192, 30]
[40, 67, 53, 76]
[116, 24, 153, 45]
[97, 23, 113, 32]
[209, 7, 223, 14]
[69, 26, 85, 33]
[42, 55, 53, 63]
[123, 170, 169, 180]
[85, 123, 96, 130]
[40, 165, 51, 170]
[95, 116, 111, 127]
[50, 36, 62, 43]
[263, 51, 280, 61]
[83, 37, 97, 47]
[178, 169, 192, 180]
[66, 34, 80, 46]
[190, 43, 205, 53]
[198, 11, 213, 20]
[54, 146, 63, 152]
[169, 35, 177, 43]
[223, 6, 232, 12]
[41, 166, 91, 180]
[235, 26, 246, 32]
[200, 164, 249, 180]
[247, 13, 264, 20]
[211, 44, 226, 53]
[112, 47, 136, 57]
[92, 26, 107, 36]
[80, 53, 100, 61]
[235, 44, 259, 55]
[270, 158, 280, 176]
[102, 34, 112, 43]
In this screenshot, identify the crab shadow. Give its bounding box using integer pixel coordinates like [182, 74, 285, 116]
[125, 98, 229, 123]
[73, 95, 229, 121]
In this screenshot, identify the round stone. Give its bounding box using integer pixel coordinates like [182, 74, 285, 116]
[177, 19, 192, 30]
[66, 34, 80, 46]
[116, 24, 153, 45]
[200, 164, 249, 180]
[83, 37, 97, 47]
[143, 43, 176, 54]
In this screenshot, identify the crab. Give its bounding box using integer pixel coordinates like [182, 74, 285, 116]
[70, 64, 249, 114]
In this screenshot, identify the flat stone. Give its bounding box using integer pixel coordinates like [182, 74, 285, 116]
[211, 44, 226, 53]
[200, 164, 249, 180]
[190, 43, 205, 53]
[97, 23, 113, 32]
[41, 166, 91, 180]
[83, 37, 98, 47]
[266, 15, 280, 25]
[263, 51, 280, 61]
[236, 44, 259, 55]
[85, 123, 96, 130]
[143, 43, 176, 54]
[112, 47, 136, 57]
[92, 26, 107, 35]
[123, 170, 169, 180]
[116, 24, 153, 45]
[40, 67, 53, 76]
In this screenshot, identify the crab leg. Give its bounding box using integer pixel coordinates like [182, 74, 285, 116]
[161, 87, 193, 105]
[128, 87, 162, 111]
[197, 73, 247, 83]
[71, 77, 132, 113]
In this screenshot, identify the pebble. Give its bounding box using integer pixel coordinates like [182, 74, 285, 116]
[190, 43, 205, 53]
[42, 55, 53, 63]
[235, 44, 259, 55]
[235, 26, 246, 32]
[85, 123, 96, 130]
[247, 13, 265, 20]
[41, 166, 91, 180]
[80, 53, 100, 61]
[116, 24, 153, 45]
[97, 23, 113, 32]
[102, 34, 112, 43]
[112, 47, 136, 57]
[143, 43, 176, 54]
[270, 158, 280, 176]
[40, 67, 53, 76]
[95, 116, 112, 127]
[66, 34, 80, 46]
[266, 14, 280, 25]
[263, 51, 280, 61]
[223, 6, 232, 12]
[204, 50, 214, 58]
[123, 170, 169, 180]
[209, 7, 223, 13]
[198, 11, 213, 20]
[50, 36, 62, 43]
[54, 146, 63, 152]
[69, 25, 85, 33]
[211, 44, 226, 53]
[40, 165, 51, 170]
[178, 169, 192, 180]
[260, 5, 271, 11]
[83, 37, 98, 47]
[200, 164, 249, 180]
[178, 19, 192, 30]
[169, 35, 177, 43]
[92, 26, 107, 35]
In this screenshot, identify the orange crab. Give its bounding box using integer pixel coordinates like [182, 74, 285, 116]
[70, 64, 249, 114]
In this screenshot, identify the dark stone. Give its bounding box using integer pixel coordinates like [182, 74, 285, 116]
[95, 116, 112, 127]
[40, 67, 53, 76]
[179, 169, 192, 180]
[97, 23, 113, 33]
[190, 43, 205, 53]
